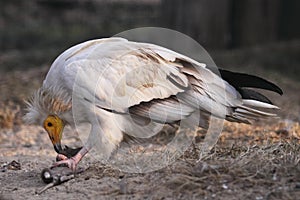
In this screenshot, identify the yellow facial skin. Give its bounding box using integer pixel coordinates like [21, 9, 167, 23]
[43, 115, 64, 153]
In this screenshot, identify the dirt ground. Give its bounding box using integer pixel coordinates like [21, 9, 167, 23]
[0, 42, 300, 200]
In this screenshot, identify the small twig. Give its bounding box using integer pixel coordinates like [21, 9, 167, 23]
[36, 166, 87, 194]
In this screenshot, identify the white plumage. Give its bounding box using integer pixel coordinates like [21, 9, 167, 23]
[24, 37, 282, 169]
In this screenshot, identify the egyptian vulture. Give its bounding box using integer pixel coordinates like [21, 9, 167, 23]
[24, 37, 282, 170]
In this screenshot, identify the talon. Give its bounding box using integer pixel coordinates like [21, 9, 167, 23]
[51, 157, 78, 172]
[56, 154, 68, 161]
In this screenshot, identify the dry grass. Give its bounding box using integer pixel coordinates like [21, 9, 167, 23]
[162, 140, 300, 199]
[75, 133, 300, 199]
[0, 101, 21, 129]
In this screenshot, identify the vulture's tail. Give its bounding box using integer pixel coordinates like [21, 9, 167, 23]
[219, 69, 283, 124]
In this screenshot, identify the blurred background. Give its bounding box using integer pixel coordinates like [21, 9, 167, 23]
[1, 0, 299, 70]
[0, 0, 299, 128]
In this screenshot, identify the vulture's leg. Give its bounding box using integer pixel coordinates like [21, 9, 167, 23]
[51, 147, 89, 171]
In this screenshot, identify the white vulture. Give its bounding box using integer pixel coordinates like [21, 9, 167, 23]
[24, 37, 283, 170]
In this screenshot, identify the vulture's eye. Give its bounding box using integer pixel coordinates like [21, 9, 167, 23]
[47, 122, 53, 127]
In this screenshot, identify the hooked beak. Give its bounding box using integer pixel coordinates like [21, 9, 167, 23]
[54, 143, 63, 154]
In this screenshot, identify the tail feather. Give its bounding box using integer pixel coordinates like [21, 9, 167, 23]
[227, 101, 278, 124]
[226, 115, 251, 124]
[242, 99, 279, 109]
[234, 108, 269, 118]
[238, 88, 273, 104]
[216, 69, 282, 124]
[235, 106, 276, 117]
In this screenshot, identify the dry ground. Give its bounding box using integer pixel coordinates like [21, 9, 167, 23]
[0, 42, 300, 200]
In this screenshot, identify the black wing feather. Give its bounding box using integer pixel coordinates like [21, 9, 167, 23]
[218, 69, 283, 95]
